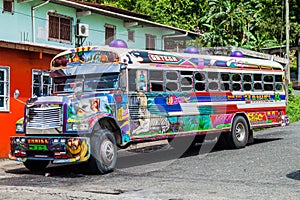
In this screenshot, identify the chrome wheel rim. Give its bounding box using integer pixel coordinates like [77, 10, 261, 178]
[100, 139, 115, 165]
[235, 122, 246, 142]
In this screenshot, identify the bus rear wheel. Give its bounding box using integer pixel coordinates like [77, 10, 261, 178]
[227, 116, 249, 149]
[24, 160, 49, 172]
[88, 129, 117, 174]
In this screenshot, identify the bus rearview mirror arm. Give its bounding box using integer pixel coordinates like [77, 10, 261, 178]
[14, 89, 26, 105]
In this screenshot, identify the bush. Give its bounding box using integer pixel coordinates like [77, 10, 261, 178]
[286, 85, 300, 123]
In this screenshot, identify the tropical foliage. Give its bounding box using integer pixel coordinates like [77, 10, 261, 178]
[82, 0, 299, 51]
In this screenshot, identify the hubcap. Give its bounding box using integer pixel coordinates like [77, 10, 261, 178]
[100, 139, 115, 165]
[235, 122, 246, 142]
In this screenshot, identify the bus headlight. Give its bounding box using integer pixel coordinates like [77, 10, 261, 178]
[67, 122, 89, 131]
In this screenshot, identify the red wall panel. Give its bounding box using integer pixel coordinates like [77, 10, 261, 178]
[0, 48, 54, 158]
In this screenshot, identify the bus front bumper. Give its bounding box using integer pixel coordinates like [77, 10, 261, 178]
[9, 136, 90, 164]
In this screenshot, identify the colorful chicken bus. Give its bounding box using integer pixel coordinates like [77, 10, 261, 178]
[9, 45, 289, 174]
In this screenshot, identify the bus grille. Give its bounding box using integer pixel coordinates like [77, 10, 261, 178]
[27, 106, 62, 129]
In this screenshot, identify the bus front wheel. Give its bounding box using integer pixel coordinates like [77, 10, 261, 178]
[227, 116, 249, 149]
[88, 129, 117, 174]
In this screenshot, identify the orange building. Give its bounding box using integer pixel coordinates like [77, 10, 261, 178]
[0, 41, 63, 158]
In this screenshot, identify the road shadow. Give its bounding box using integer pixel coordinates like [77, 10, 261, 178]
[287, 170, 300, 181]
[5, 162, 88, 177]
[4, 137, 283, 177]
[249, 137, 282, 146]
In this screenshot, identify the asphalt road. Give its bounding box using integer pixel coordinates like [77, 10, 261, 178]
[0, 121, 299, 200]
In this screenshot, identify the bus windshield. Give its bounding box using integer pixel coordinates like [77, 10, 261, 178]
[53, 72, 119, 93]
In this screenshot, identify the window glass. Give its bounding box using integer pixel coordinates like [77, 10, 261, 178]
[146, 34, 156, 50]
[264, 84, 274, 91]
[243, 74, 252, 82]
[151, 82, 163, 91]
[254, 82, 262, 90]
[195, 82, 205, 91]
[181, 71, 193, 76]
[150, 70, 163, 81]
[254, 74, 262, 81]
[166, 71, 178, 80]
[275, 75, 283, 82]
[232, 74, 241, 82]
[243, 83, 252, 91]
[0, 67, 9, 111]
[181, 77, 192, 86]
[220, 83, 230, 91]
[166, 82, 178, 91]
[128, 30, 135, 41]
[275, 83, 283, 91]
[128, 69, 137, 91]
[232, 83, 241, 91]
[3, 0, 13, 13]
[208, 82, 218, 90]
[48, 14, 72, 43]
[264, 75, 274, 82]
[32, 70, 51, 97]
[208, 72, 218, 80]
[194, 72, 205, 81]
[105, 24, 115, 45]
[221, 73, 230, 81]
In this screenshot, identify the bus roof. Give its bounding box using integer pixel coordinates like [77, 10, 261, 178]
[50, 46, 283, 78]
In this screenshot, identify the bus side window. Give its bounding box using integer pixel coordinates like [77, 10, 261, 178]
[208, 72, 219, 91]
[150, 70, 164, 92]
[231, 73, 242, 91]
[263, 74, 274, 91]
[194, 72, 206, 91]
[136, 70, 147, 91]
[166, 71, 179, 91]
[275, 75, 284, 91]
[180, 71, 193, 91]
[253, 74, 262, 91]
[220, 73, 230, 91]
[243, 74, 252, 91]
[119, 70, 127, 91]
[128, 69, 137, 91]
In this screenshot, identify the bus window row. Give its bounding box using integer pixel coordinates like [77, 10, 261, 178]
[128, 69, 284, 92]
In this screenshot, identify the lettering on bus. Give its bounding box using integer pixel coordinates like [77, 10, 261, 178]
[29, 144, 48, 151]
[244, 94, 273, 103]
[149, 54, 180, 63]
[27, 138, 49, 144]
[227, 95, 243, 101]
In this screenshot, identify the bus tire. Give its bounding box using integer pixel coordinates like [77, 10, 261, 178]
[227, 116, 249, 149]
[88, 129, 117, 174]
[24, 160, 49, 172]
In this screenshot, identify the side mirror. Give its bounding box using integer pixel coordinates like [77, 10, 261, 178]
[14, 89, 26, 105]
[14, 89, 20, 99]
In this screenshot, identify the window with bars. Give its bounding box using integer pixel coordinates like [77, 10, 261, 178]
[0, 67, 9, 112]
[105, 24, 115, 45]
[48, 13, 72, 43]
[32, 70, 52, 97]
[2, 0, 13, 13]
[146, 34, 156, 50]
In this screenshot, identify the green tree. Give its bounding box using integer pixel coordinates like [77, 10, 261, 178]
[80, 0, 299, 50]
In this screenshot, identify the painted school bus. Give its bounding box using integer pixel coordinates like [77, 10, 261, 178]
[9, 44, 289, 174]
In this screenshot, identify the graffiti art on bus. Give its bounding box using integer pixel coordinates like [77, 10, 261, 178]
[68, 97, 109, 119]
[130, 92, 170, 135]
[247, 112, 270, 124]
[66, 137, 89, 162]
